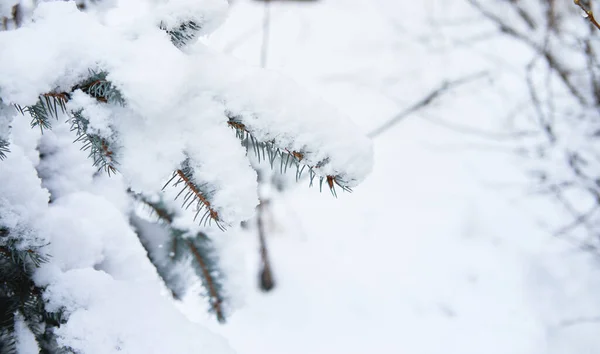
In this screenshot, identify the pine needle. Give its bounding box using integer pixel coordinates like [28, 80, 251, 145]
[163, 164, 224, 230]
[70, 110, 118, 175]
[186, 239, 226, 323]
[15, 94, 68, 133]
[226, 117, 352, 196]
[130, 195, 228, 321]
[0, 139, 9, 160]
[161, 21, 202, 48]
[73, 70, 125, 105]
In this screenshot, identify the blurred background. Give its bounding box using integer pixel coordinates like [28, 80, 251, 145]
[177, 1, 600, 353]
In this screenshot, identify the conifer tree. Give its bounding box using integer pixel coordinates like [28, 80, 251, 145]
[0, 0, 372, 352]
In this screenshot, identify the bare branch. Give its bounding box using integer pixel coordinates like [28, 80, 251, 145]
[557, 315, 600, 328]
[257, 199, 275, 292]
[467, 0, 589, 105]
[525, 57, 556, 143]
[260, 0, 271, 68]
[554, 205, 599, 237]
[575, 0, 600, 31]
[368, 71, 488, 138]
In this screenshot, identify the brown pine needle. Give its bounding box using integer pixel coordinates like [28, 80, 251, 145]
[42, 92, 69, 102]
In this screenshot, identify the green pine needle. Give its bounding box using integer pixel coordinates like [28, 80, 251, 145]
[226, 116, 353, 197]
[161, 21, 202, 48]
[131, 196, 228, 323]
[74, 70, 125, 105]
[70, 110, 118, 175]
[0, 139, 9, 160]
[0, 237, 66, 352]
[15, 94, 68, 134]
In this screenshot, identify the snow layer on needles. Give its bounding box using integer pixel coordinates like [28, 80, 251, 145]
[0, 0, 373, 351]
[0, 111, 49, 250]
[191, 49, 374, 186]
[0, 113, 235, 354]
[155, 0, 229, 35]
[0, 1, 372, 225]
[42, 269, 234, 354]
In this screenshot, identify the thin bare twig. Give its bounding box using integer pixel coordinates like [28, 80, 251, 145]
[526, 57, 556, 143]
[575, 0, 600, 31]
[260, 0, 271, 68]
[368, 71, 488, 138]
[557, 315, 600, 328]
[554, 205, 599, 236]
[547, 184, 600, 253]
[257, 199, 275, 292]
[510, 0, 537, 30]
[467, 0, 589, 105]
[419, 113, 537, 140]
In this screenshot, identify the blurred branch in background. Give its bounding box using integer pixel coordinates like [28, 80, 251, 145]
[257, 197, 275, 292]
[464, 0, 600, 252]
[260, 0, 271, 68]
[368, 71, 489, 138]
[256, 0, 276, 293]
[1, 3, 20, 30]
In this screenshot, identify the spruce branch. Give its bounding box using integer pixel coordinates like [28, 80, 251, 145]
[186, 238, 226, 323]
[15, 94, 68, 133]
[226, 116, 352, 197]
[130, 213, 188, 301]
[163, 162, 224, 230]
[137, 195, 175, 225]
[70, 110, 118, 175]
[160, 21, 202, 48]
[9, 71, 123, 168]
[131, 194, 227, 322]
[72, 70, 125, 105]
[0, 301, 18, 354]
[0, 238, 65, 353]
[0, 239, 50, 270]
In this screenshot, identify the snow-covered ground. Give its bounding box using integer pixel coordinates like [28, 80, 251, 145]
[181, 1, 600, 353]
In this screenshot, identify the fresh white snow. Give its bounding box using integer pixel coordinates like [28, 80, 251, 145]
[1, 0, 372, 352]
[3, 0, 600, 353]
[188, 1, 600, 353]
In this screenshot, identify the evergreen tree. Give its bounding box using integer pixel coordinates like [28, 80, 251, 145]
[0, 0, 372, 352]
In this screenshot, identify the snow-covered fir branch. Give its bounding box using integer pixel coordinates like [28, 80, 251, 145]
[0, 0, 372, 351]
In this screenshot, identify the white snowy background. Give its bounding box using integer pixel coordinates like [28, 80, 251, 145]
[181, 1, 600, 354]
[2, 0, 600, 353]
